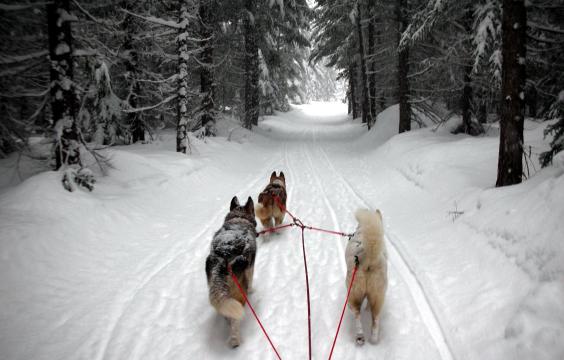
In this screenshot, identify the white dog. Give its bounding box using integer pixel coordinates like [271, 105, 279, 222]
[345, 209, 388, 345]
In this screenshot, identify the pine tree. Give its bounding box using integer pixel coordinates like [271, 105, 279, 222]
[244, 0, 260, 129]
[177, 1, 191, 153]
[121, 0, 145, 143]
[198, 0, 216, 136]
[495, 0, 527, 186]
[48, 0, 81, 169]
[396, 0, 411, 133]
[355, 1, 371, 126]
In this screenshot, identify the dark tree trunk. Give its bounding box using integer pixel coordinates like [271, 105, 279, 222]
[461, 63, 473, 133]
[367, 5, 377, 126]
[199, 0, 216, 136]
[48, 0, 80, 170]
[478, 101, 488, 124]
[460, 4, 482, 135]
[121, 0, 145, 143]
[496, 0, 527, 186]
[177, 2, 190, 153]
[244, 0, 259, 129]
[396, 0, 411, 133]
[348, 84, 352, 114]
[349, 62, 359, 119]
[356, 2, 370, 126]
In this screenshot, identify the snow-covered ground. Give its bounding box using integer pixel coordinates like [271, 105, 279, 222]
[1, 103, 563, 360]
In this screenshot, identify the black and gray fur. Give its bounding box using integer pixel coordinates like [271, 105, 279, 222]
[205, 196, 257, 347]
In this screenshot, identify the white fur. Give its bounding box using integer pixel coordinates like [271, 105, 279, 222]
[215, 298, 244, 320]
[345, 208, 387, 345]
[354, 209, 384, 262]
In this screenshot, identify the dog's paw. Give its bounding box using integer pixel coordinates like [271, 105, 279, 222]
[355, 334, 365, 346]
[228, 336, 240, 348]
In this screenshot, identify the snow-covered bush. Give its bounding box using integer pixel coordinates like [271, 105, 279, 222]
[61, 166, 95, 192]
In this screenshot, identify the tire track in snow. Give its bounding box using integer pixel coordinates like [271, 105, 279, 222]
[315, 144, 455, 360]
[96, 154, 286, 360]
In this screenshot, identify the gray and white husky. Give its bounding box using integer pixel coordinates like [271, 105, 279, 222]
[206, 196, 257, 348]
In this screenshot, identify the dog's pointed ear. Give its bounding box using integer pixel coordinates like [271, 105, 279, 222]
[270, 171, 276, 183]
[280, 171, 285, 181]
[230, 196, 240, 211]
[244, 196, 255, 215]
[375, 209, 382, 220]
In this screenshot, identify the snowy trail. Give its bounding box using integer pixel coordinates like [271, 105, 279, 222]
[3, 102, 561, 360]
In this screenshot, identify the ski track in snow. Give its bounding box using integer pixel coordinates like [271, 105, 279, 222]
[314, 143, 455, 360]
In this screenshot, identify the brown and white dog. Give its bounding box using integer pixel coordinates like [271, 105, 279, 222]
[345, 209, 387, 345]
[255, 171, 287, 230]
[206, 196, 257, 347]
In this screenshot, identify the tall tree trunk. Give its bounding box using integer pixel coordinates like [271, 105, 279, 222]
[496, 0, 526, 186]
[244, 0, 259, 129]
[396, 0, 411, 133]
[48, 0, 80, 170]
[460, 4, 481, 135]
[348, 83, 352, 114]
[199, 0, 216, 136]
[177, 2, 190, 153]
[356, 1, 370, 127]
[349, 61, 359, 119]
[121, 0, 145, 143]
[367, 4, 377, 126]
[461, 64, 473, 133]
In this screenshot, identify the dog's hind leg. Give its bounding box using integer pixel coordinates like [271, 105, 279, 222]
[244, 266, 254, 293]
[260, 217, 274, 230]
[273, 207, 285, 227]
[348, 299, 365, 345]
[228, 318, 241, 348]
[368, 292, 385, 344]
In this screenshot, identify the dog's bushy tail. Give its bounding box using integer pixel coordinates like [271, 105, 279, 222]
[355, 209, 385, 258]
[208, 258, 244, 320]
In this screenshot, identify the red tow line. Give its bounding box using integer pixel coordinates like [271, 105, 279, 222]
[227, 265, 283, 360]
[228, 195, 355, 359]
[328, 264, 359, 360]
[271, 196, 354, 360]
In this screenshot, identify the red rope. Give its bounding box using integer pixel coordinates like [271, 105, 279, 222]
[304, 225, 351, 238]
[328, 265, 359, 360]
[228, 266, 283, 360]
[300, 226, 312, 360]
[273, 196, 352, 238]
[269, 194, 355, 360]
[257, 223, 295, 236]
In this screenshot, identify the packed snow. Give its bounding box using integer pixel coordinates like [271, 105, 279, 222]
[0, 103, 563, 360]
